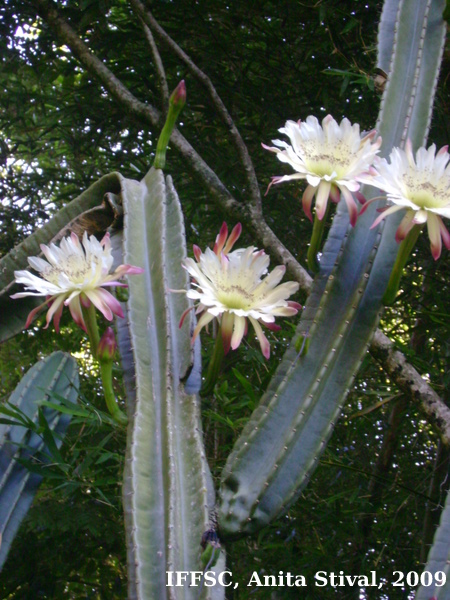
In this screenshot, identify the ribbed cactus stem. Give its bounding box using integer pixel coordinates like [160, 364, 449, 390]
[218, 0, 446, 538]
[120, 167, 223, 599]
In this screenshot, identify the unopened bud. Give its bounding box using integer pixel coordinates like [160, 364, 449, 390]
[154, 80, 187, 169]
[169, 80, 186, 112]
[97, 327, 117, 362]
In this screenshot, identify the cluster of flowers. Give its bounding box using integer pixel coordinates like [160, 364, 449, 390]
[263, 114, 450, 260]
[12, 114, 449, 362]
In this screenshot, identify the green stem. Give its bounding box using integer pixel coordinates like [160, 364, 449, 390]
[99, 359, 128, 425]
[154, 81, 186, 170]
[81, 303, 127, 425]
[307, 202, 331, 273]
[82, 302, 101, 358]
[201, 327, 225, 396]
[383, 224, 423, 305]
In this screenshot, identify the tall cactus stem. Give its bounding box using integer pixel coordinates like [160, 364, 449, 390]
[383, 223, 423, 305]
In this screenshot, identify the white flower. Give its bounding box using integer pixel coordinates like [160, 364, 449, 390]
[11, 231, 144, 331]
[368, 140, 450, 260]
[263, 115, 381, 225]
[180, 223, 301, 359]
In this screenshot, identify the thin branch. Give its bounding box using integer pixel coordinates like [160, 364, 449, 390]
[129, 0, 263, 214]
[32, 0, 450, 446]
[137, 17, 169, 109]
[371, 329, 450, 445]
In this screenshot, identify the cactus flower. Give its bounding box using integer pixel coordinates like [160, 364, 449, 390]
[263, 115, 381, 226]
[181, 223, 301, 359]
[368, 140, 450, 260]
[11, 231, 144, 331]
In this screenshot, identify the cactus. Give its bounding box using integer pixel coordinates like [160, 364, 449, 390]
[0, 351, 79, 569]
[217, 0, 446, 538]
[118, 167, 224, 599]
[415, 486, 450, 599]
[0, 0, 447, 595]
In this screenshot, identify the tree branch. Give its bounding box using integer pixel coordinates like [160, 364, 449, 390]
[137, 17, 169, 110]
[32, 0, 450, 446]
[371, 329, 450, 445]
[129, 0, 263, 213]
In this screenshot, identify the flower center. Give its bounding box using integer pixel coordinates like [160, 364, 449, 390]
[216, 283, 255, 310]
[403, 176, 447, 210]
[44, 255, 94, 286]
[302, 140, 354, 178]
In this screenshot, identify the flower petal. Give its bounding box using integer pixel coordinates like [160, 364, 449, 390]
[302, 184, 316, 222]
[231, 315, 246, 350]
[315, 181, 331, 220]
[427, 213, 442, 260]
[249, 317, 270, 359]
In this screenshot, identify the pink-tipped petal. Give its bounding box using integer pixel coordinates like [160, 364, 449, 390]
[249, 317, 270, 359]
[329, 184, 341, 204]
[191, 311, 215, 343]
[340, 186, 358, 226]
[66, 294, 87, 331]
[370, 204, 403, 230]
[51, 299, 65, 333]
[221, 311, 234, 355]
[70, 231, 81, 247]
[263, 322, 281, 332]
[45, 295, 66, 332]
[355, 191, 366, 204]
[438, 216, 450, 250]
[287, 301, 302, 311]
[113, 264, 145, 277]
[315, 181, 331, 221]
[84, 288, 123, 321]
[395, 211, 416, 243]
[223, 223, 242, 254]
[231, 315, 246, 350]
[24, 301, 48, 329]
[193, 245, 202, 262]
[427, 214, 442, 260]
[179, 305, 194, 328]
[358, 196, 380, 216]
[405, 139, 415, 166]
[213, 222, 228, 255]
[302, 184, 316, 222]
